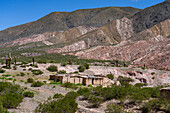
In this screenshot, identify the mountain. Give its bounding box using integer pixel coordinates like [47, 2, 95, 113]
[132, 0, 170, 33]
[0, 1, 169, 70]
[0, 7, 140, 44]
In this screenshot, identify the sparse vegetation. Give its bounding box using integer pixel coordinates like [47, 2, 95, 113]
[31, 81, 44, 87]
[61, 82, 78, 89]
[84, 63, 89, 69]
[135, 83, 147, 87]
[2, 74, 11, 77]
[0, 82, 24, 110]
[151, 72, 155, 75]
[53, 93, 64, 99]
[31, 69, 43, 75]
[37, 60, 46, 64]
[35, 91, 78, 113]
[0, 68, 5, 73]
[58, 70, 66, 74]
[88, 95, 103, 107]
[106, 104, 125, 113]
[61, 62, 67, 66]
[23, 91, 34, 98]
[78, 65, 86, 72]
[107, 74, 114, 80]
[47, 65, 58, 72]
[27, 78, 35, 83]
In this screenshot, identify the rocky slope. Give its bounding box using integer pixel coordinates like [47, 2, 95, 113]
[0, 1, 170, 71]
[0, 7, 140, 44]
[132, 0, 170, 33]
[47, 17, 134, 53]
[72, 38, 170, 70]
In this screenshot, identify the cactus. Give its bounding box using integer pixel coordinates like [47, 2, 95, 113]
[14, 57, 16, 65]
[32, 57, 35, 66]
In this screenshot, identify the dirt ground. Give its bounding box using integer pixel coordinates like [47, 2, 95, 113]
[0, 63, 169, 113]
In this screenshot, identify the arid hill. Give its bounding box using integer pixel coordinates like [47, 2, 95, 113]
[0, 0, 170, 71]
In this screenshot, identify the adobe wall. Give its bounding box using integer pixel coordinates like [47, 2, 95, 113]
[62, 76, 70, 83]
[93, 79, 102, 85]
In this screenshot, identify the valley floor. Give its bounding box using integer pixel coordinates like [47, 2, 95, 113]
[0, 63, 169, 113]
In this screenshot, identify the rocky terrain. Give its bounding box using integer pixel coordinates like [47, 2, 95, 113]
[0, 0, 170, 113]
[0, 1, 169, 74]
[0, 62, 169, 113]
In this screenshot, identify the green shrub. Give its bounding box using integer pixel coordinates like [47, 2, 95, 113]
[61, 62, 67, 66]
[31, 81, 44, 87]
[77, 88, 90, 95]
[88, 95, 103, 107]
[0, 101, 8, 113]
[151, 72, 155, 75]
[35, 96, 78, 113]
[13, 79, 16, 82]
[22, 61, 28, 64]
[76, 83, 82, 86]
[2, 92, 24, 108]
[31, 69, 43, 75]
[27, 78, 34, 83]
[141, 99, 162, 113]
[58, 70, 66, 74]
[106, 104, 125, 113]
[23, 91, 34, 98]
[84, 63, 89, 69]
[107, 74, 114, 80]
[0, 82, 24, 109]
[50, 81, 62, 85]
[118, 76, 134, 84]
[53, 93, 64, 99]
[2, 74, 11, 77]
[135, 83, 147, 87]
[65, 91, 79, 99]
[34, 65, 38, 68]
[0, 68, 5, 73]
[20, 80, 24, 82]
[70, 71, 79, 74]
[6, 78, 13, 80]
[20, 65, 26, 68]
[88, 84, 93, 87]
[165, 104, 170, 113]
[2, 66, 11, 69]
[61, 82, 78, 89]
[28, 68, 32, 71]
[37, 60, 46, 64]
[16, 72, 25, 77]
[47, 65, 58, 72]
[13, 66, 17, 70]
[78, 65, 86, 72]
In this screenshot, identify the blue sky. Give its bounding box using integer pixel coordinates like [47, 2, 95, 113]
[0, 0, 165, 31]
